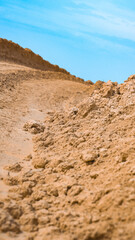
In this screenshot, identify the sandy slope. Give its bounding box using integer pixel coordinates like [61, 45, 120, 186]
[0, 41, 135, 240]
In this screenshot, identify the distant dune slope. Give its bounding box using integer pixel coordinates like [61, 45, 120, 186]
[0, 38, 94, 85]
[0, 38, 73, 75]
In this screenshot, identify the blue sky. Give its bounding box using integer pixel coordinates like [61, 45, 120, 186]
[1, 0, 135, 83]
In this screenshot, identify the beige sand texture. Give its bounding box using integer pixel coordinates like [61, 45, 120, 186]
[0, 38, 135, 240]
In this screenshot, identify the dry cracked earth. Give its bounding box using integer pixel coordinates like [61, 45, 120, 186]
[0, 40, 135, 240]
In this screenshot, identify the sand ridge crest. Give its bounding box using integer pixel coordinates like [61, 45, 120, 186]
[0, 38, 87, 84]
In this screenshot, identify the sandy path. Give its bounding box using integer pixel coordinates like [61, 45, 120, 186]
[0, 62, 89, 201]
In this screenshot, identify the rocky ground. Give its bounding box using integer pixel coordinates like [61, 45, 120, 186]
[0, 40, 135, 240]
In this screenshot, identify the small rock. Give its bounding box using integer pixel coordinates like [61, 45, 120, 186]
[68, 185, 83, 196]
[130, 167, 135, 175]
[90, 172, 99, 179]
[23, 120, 45, 134]
[4, 163, 22, 172]
[4, 176, 19, 186]
[51, 189, 59, 197]
[81, 150, 99, 164]
[24, 154, 32, 161]
[32, 157, 48, 169]
[120, 152, 128, 162]
[70, 107, 78, 115]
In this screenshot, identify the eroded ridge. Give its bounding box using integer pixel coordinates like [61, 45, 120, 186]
[0, 37, 86, 85]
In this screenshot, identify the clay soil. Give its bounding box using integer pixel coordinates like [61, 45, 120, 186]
[0, 40, 135, 240]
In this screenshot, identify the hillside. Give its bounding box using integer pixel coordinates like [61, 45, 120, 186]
[0, 40, 135, 240]
[0, 38, 69, 73]
[0, 38, 84, 79]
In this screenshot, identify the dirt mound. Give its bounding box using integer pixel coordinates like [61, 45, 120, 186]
[0, 75, 135, 239]
[0, 39, 135, 240]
